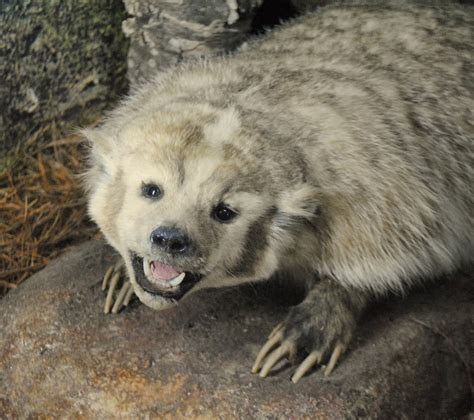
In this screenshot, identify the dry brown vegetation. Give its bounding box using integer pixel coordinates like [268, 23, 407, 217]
[0, 125, 98, 297]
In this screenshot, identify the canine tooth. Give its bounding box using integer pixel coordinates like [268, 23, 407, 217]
[169, 272, 186, 287]
[143, 257, 151, 277]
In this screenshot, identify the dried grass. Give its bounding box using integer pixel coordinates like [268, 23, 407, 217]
[0, 126, 99, 297]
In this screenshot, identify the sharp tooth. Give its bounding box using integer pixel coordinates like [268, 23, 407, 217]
[169, 272, 186, 287]
[143, 257, 151, 277]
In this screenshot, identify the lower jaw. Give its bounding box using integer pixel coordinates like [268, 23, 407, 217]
[129, 280, 177, 310]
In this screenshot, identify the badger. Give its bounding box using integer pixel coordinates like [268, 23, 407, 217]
[84, 3, 473, 383]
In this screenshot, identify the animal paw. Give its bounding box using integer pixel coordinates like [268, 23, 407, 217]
[251, 283, 363, 383]
[102, 260, 135, 314]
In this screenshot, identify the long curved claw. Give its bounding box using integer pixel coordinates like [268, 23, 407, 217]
[291, 351, 322, 383]
[324, 342, 345, 377]
[102, 265, 115, 291]
[111, 281, 132, 314]
[259, 341, 295, 378]
[102, 260, 124, 290]
[268, 322, 284, 339]
[251, 278, 361, 382]
[102, 260, 134, 314]
[252, 327, 347, 382]
[251, 330, 284, 373]
[123, 284, 135, 306]
[104, 271, 121, 314]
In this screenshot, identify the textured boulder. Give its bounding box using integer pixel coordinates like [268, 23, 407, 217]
[122, 0, 269, 88]
[121, 0, 330, 88]
[0, 240, 472, 417]
[0, 0, 128, 162]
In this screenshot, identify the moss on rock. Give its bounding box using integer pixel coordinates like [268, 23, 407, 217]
[0, 0, 129, 159]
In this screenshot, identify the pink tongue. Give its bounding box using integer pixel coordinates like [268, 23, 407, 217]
[151, 260, 181, 281]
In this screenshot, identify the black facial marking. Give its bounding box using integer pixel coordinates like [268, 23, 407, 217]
[227, 207, 277, 277]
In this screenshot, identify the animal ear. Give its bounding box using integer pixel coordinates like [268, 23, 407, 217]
[81, 127, 117, 175]
[277, 184, 321, 221]
[81, 127, 112, 153]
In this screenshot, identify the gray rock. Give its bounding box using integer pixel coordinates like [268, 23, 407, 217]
[122, 0, 264, 88]
[0, 0, 128, 164]
[121, 0, 333, 88]
[0, 240, 472, 417]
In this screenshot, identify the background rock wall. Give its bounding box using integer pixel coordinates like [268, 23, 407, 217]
[0, 0, 129, 165]
[1, 0, 326, 164]
[122, 0, 325, 88]
[123, 0, 260, 88]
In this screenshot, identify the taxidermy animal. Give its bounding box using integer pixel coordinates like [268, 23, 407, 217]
[84, 2, 473, 382]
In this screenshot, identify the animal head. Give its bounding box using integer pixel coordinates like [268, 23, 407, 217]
[84, 103, 320, 310]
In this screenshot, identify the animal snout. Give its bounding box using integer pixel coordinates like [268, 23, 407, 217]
[150, 226, 191, 254]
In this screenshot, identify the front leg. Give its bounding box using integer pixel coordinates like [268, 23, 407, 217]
[252, 276, 368, 383]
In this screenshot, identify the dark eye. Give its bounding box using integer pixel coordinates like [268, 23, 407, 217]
[142, 183, 162, 199]
[213, 203, 238, 223]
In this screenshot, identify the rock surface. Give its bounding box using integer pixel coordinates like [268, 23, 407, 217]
[0, 240, 472, 418]
[122, 0, 267, 88]
[121, 0, 329, 88]
[0, 0, 128, 163]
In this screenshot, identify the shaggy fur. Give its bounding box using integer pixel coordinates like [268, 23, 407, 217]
[84, 2, 473, 379]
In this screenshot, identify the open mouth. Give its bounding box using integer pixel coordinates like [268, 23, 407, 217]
[131, 254, 202, 300]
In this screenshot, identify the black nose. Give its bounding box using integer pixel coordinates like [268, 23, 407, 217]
[150, 227, 190, 254]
